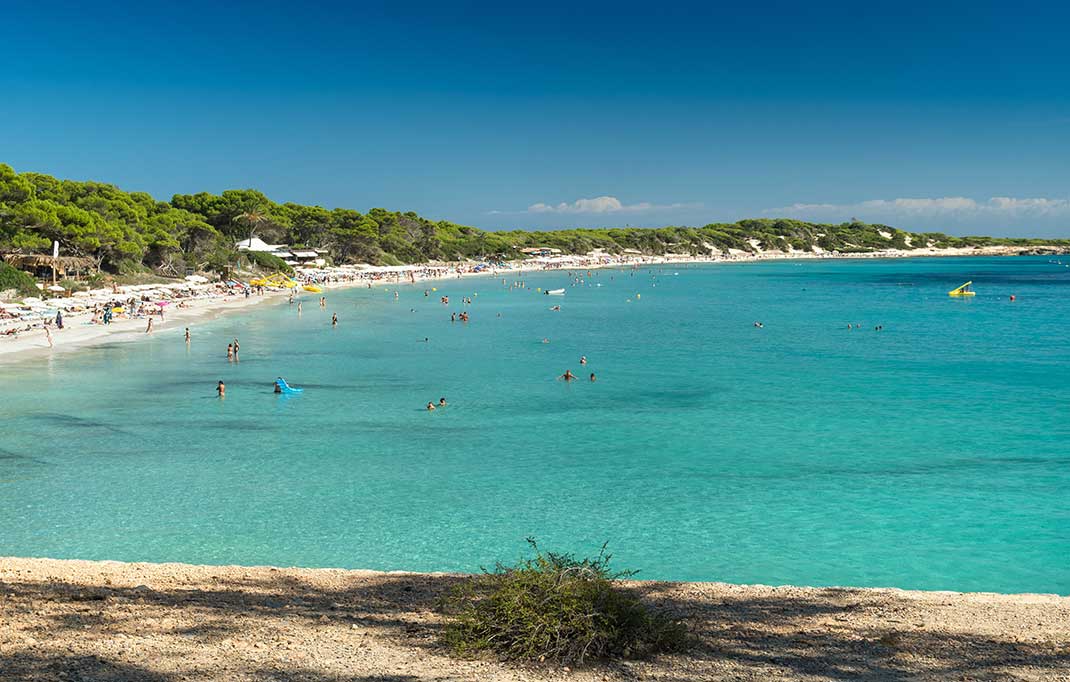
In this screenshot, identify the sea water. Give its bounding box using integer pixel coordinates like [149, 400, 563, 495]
[1, 257, 1068, 594]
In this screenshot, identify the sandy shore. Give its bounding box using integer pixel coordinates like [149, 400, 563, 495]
[3, 244, 1065, 364]
[1, 557, 1067, 681]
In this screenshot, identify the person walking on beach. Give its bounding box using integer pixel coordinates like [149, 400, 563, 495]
[44, 326, 54, 348]
[185, 327, 191, 344]
[217, 380, 225, 398]
[145, 317, 153, 334]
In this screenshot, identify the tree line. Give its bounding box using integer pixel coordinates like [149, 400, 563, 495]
[1, 164, 1063, 275]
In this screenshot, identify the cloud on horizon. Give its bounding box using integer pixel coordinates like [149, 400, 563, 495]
[490, 195, 701, 215]
[764, 196, 1070, 219]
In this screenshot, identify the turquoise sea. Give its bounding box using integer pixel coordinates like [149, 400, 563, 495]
[2, 257, 1068, 594]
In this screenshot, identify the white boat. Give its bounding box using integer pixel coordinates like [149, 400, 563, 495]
[545, 288, 565, 296]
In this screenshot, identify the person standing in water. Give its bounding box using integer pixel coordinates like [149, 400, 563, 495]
[297, 302, 302, 314]
[332, 312, 338, 326]
[561, 369, 576, 381]
[184, 327, 191, 344]
[227, 343, 234, 361]
[232, 338, 240, 360]
[320, 296, 326, 307]
[217, 380, 225, 398]
[145, 317, 153, 334]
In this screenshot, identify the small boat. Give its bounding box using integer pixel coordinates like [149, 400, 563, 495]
[948, 281, 975, 297]
[302, 285, 323, 293]
[545, 288, 565, 296]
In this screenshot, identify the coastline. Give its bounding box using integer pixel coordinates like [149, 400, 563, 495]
[2, 244, 1063, 363]
[3, 556, 1067, 681]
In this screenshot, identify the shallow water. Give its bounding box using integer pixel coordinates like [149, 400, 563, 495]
[2, 257, 1068, 594]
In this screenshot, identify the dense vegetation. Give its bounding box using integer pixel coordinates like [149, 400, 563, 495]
[442, 540, 688, 665]
[1, 163, 1065, 275]
[0, 261, 38, 296]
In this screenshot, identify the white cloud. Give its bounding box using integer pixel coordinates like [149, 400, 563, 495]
[765, 196, 1070, 218]
[525, 196, 700, 214]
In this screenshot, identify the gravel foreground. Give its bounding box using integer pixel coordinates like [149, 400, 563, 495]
[1, 558, 1067, 682]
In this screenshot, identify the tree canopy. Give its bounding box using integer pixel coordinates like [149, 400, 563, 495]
[0, 163, 1063, 274]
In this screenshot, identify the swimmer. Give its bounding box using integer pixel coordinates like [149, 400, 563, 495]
[274, 382, 282, 394]
[217, 380, 225, 398]
[427, 401, 436, 411]
[580, 355, 587, 365]
[561, 370, 576, 381]
[589, 372, 596, 382]
[542, 338, 550, 344]
[439, 397, 447, 407]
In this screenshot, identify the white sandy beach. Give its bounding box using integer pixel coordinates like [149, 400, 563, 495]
[2, 244, 1065, 363]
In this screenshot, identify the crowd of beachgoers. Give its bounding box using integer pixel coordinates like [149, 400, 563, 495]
[0, 253, 689, 353]
[1, 243, 1058, 355]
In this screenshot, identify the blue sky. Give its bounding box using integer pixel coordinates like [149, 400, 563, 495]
[2, 0, 1068, 236]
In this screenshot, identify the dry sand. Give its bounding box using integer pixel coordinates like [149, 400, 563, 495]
[3, 244, 1064, 363]
[1, 557, 1067, 681]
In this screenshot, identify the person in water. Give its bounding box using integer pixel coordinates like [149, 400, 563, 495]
[274, 382, 282, 394]
[233, 338, 240, 359]
[145, 317, 153, 334]
[438, 397, 447, 407]
[331, 312, 338, 326]
[184, 327, 191, 344]
[580, 355, 587, 365]
[561, 370, 576, 381]
[227, 343, 234, 360]
[217, 380, 225, 398]
[427, 401, 436, 411]
[590, 372, 596, 382]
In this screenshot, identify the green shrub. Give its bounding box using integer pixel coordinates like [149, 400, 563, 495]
[0, 262, 39, 297]
[441, 540, 688, 665]
[243, 250, 294, 274]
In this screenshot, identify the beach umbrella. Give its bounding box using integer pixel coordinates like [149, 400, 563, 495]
[156, 301, 171, 307]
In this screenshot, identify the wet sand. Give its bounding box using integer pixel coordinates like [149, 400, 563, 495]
[2, 557, 1067, 681]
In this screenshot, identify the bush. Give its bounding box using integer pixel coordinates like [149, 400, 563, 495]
[0, 262, 39, 297]
[441, 540, 688, 665]
[243, 250, 294, 274]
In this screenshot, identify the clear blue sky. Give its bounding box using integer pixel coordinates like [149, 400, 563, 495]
[2, 0, 1068, 236]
